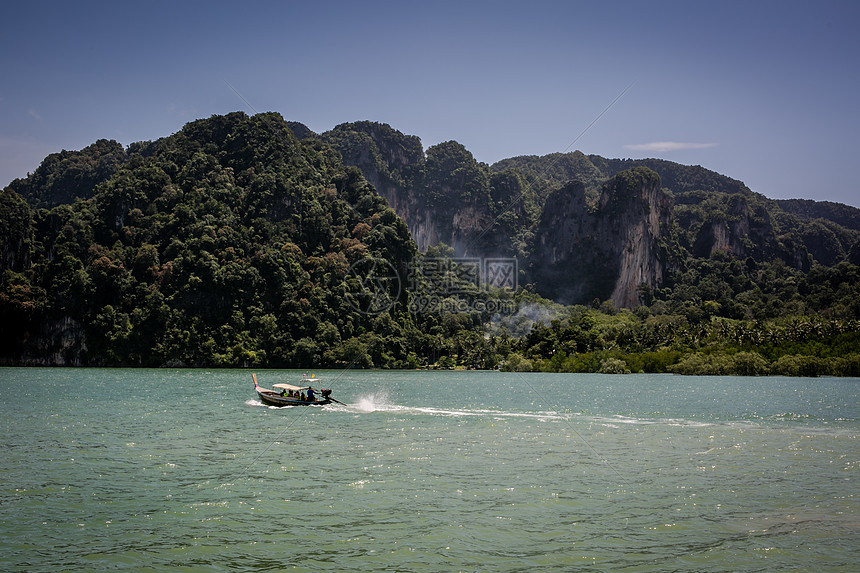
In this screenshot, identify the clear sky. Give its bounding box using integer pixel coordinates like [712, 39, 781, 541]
[2, 0, 858, 207]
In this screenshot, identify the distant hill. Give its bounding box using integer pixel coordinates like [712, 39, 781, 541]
[775, 198, 860, 231]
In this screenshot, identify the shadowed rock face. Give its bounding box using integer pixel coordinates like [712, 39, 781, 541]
[321, 121, 440, 251]
[322, 123, 505, 258]
[315, 121, 858, 308]
[531, 167, 673, 308]
[323, 123, 676, 307]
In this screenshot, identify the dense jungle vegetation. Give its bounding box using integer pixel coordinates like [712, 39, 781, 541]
[1, 112, 858, 375]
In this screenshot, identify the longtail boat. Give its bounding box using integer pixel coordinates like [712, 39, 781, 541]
[252, 373, 341, 406]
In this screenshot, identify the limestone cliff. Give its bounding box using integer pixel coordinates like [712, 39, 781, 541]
[323, 124, 673, 305]
[691, 195, 768, 259]
[531, 167, 672, 307]
[323, 124, 506, 257]
[315, 122, 856, 308]
[321, 122, 435, 248]
[0, 188, 33, 272]
[675, 193, 811, 270]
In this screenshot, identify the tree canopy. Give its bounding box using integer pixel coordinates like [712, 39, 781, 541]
[2, 113, 858, 374]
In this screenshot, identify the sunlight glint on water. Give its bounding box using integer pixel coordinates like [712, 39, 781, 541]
[0, 368, 856, 572]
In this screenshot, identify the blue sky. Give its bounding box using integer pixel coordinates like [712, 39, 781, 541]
[2, 0, 858, 207]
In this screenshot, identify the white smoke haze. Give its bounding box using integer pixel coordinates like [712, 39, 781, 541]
[487, 302, 563, 338]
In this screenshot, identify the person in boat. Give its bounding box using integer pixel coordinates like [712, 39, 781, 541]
[307, 386, 316, 402]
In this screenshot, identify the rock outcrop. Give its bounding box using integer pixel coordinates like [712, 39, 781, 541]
[309, 121, 858, 308]
[0, 188, 33, 272]
[321, 122, 434, 248]
[323, 124, 503, 257]
[531, 167, 673, 307]
[324, 125, 676, 306]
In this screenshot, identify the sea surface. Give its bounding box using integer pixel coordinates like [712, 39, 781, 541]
[1, 368, 857, 572]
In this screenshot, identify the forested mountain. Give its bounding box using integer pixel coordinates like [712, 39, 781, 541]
[312, 121, 859, 308]
[8, 139, 128, 209]
[316, 122, 538, 260]
[1, 113, 423, 366]
[493, 153, 860, 270]
[773, 199, 860, 232]
[2, 113, 858, 374]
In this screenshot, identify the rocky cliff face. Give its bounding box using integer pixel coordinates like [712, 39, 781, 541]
[322, 124, 503, 257]
[314, 122, 857, 308]
[323, 124, 675, 306]
[321, 122, 434, 249]
[531, 167, 672, 307]
[691, 195, 765, 259]
[677, 193, 811, 270]
[0, 188, 33, 272]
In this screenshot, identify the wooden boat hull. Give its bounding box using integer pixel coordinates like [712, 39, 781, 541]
[256, 388, 331, 407]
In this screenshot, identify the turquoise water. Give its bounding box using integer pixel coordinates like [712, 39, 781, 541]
[1, 368, 857, 572]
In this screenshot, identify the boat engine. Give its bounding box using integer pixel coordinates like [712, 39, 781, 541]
[321, 389, 332, 397]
